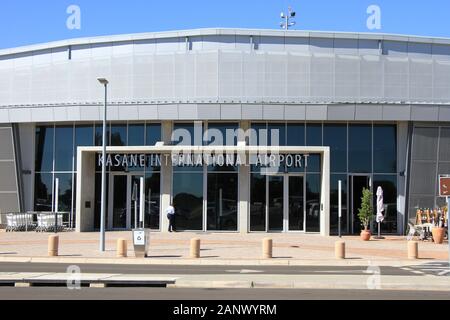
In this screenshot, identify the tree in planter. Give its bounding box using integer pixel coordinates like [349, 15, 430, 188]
[358, 188, 373, 231]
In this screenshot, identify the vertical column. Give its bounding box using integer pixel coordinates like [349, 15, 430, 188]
[320, 147, 331, 236]
[76, 149, 96, 232]
[397, 121, 409, 235]
[160, 121, 173, 233]
[238, 121, 250, 234]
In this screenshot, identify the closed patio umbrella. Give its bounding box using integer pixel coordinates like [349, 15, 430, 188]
[374, 186, 385, 239]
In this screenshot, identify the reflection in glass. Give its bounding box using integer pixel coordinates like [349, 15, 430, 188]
[250, 173, 266, 231]
[306, 174, 321, 232]
[35, 126, 54, 172]
[172, 123, 203, 146]
[330, 175, 347, 234]
[95, 123, 110, 147]
[349, 124, 372, 173]
[111, 124, 127, 146]
[54, 126, 74, 172]
[287, 124, 305, 146]
[206, 123, 239, 146]
[306, 154, 321, 173]
[268, 123, 286, 146]
[289, 176, 304, 231]
[130, 175, 144, 229]
[54, 173, 73, 213]
[74, 125, 93, 166]
[146, 123, 162, 146]
[173, 172, 203, 231]
[324, 124, 347, 173]
[112, 175, 127, 229]
[128, 123, 145, 146]
[250, 123, 267, 146]
[268, 176, 283, 231]
[34, 173, 53, 211]
[145, 172, 161, 230]
[207, 173, 238, 231]
[94, 173, 109, 229]
[306, 123, 322, 146]
[374, 125, 397, 173]
[373, 175, 397, 233]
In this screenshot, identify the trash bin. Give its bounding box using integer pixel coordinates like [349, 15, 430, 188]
[132, 228, 150, 258]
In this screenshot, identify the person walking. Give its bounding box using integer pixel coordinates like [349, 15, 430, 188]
[166, 203, 176, 232]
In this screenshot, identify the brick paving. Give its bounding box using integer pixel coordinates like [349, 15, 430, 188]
[0, 230, 448, 261]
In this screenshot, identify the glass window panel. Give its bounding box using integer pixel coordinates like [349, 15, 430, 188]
[374, 125, 397, 173]
[330, 174, 347, 235]
[172, 172, 203, 231]
[172, 123, 203, 146]
[306, 154, 321, 173]
[268, 123, 286, 146]
[207, 173, 238, 231]
[145, 172, 161, 230]
[287, 123, 305, 146]
[145, 123, 162, 146]
[128, 123, 145, 146]
[34, 173, 53, 211]
[250, 173, 266, 231]
[206, 123, 239, 146]
[373, 175, 398, 234]
[54, 126, 74, 172]
[268, 176, 284, 231]
[94, 173, 109, 230]
[111, 124, 127, 146]
[74, 125, 93, 167]
[306, 123, 322, 146]
[35, 126, 54, 172]
[349, 124, 372, 173]
[54, 173, 73, 215]
[289, 176, 304, 231]
[324, 124, 347, 173]
[306, 173, 321, 232]
[250, 123, 267, 146]
[112, 175, 127, 228]
[95, 123, 110, 146]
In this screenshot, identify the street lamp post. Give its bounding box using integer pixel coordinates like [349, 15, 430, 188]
[97, 77, 109, 252]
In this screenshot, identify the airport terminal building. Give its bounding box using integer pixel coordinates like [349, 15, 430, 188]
[0, 28, 450, 236]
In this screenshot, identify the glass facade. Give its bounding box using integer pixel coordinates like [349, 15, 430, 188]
[34, 122, 162, 230]
[33, 120, 398, 234]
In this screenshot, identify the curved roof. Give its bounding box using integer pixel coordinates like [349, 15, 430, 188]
[1, 28, 450, 56]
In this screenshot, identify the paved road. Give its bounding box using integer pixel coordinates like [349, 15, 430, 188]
[0, 287, 448, 300]
[1, 262, 448, 276]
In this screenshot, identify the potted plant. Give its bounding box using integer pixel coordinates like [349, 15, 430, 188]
[358, 188, 373, 241]
[432, 207, 446, 244]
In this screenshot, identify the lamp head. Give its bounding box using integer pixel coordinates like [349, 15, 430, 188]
[97, 78, 109, 85]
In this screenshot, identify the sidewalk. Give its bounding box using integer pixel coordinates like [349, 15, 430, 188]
[0, 230, 448, 266]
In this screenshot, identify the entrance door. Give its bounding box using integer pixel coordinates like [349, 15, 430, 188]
[108, 173, 144, 230]
[350, 175, 371, 234]
[287, 175, 305, 231]
[267, 175, 305, 232]
[268, 176, 284, 231]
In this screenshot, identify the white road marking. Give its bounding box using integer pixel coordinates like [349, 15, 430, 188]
[225, 269, 264, 274]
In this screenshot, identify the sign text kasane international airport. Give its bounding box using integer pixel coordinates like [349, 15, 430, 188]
[97, 153, 311, 168]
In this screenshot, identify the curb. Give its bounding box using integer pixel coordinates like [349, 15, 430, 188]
[0, 256, 443, 267]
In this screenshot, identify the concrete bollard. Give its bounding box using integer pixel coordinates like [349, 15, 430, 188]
[262, 238, 273, 259]
[190, 238, 201, 259]
[48, 235, 59, 257]
[335, 241, 346, 259]
[116, 238, 127, 258]
[408, 241, 419, 259]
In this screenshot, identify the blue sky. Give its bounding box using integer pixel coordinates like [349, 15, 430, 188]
[0, 0, 449, 49]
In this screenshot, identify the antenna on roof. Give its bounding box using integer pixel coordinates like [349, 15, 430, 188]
[280, 6, 296, 30]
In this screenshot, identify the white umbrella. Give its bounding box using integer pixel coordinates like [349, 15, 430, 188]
[375, 186, 384, 239]
[376, 186, 384, 223]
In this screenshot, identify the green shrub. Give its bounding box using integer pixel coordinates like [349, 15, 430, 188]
[358, 188, 373, 231]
